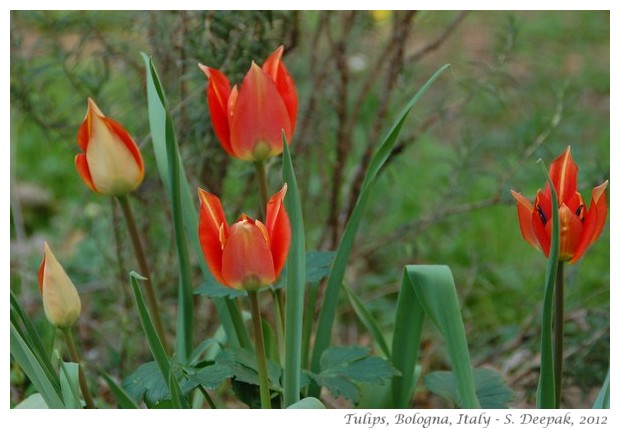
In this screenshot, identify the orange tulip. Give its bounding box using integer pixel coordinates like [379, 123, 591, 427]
[199, 46, 298, 162]
[38, 242, 81, 328]
[75, 98, 145, 195]
[198, 184, 291, 290]
[511, 146, 608, 263]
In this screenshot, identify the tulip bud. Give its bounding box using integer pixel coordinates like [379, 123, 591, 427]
[38, 242, 81, 328]
[75, 98, 145, 196]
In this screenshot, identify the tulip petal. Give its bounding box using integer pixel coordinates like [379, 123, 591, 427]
[229, 63, 292, 161]
[266, 184, 291, 278]
[38, 252, 46, 293]
[200, 65, 234, 156]
[570, 180, 608, 263]
[532, 190, 551, 257]
[262, 46, 298, 134]
[198, 188, 230, 286]
[553, 204, 583, 261]
[75, 153, 98, 193]
[511, 190, 541, 252]
[548, 146, 578, 205]
[221, 218, 276, 289]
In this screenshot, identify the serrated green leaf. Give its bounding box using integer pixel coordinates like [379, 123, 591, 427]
[187, 363, 234, 390]
[216, 347, 282, 390]
[425, 368, 514, 409]
[122, 361, 198, 407]
[315, 346, 396, 404]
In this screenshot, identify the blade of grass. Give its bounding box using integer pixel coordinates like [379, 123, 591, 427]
[142, 52, 251, 351]
[10, 323, 64, 408]
[343, 284, 390, 358]
[391, 270, 425, 408]
[99, 370, 140, 409]
[536, 162, 560, 409]
[309, 64, 451, 395]
[403, 265, 480, 408]
[130, 271, 188, 408]
[281, 135, 306, 407]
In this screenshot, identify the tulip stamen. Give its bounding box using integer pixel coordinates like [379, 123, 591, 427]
[575, 204, 585, 222]
[536, 205, 548, 226]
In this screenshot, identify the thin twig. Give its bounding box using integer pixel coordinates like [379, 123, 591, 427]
[407, 11, 469, 63]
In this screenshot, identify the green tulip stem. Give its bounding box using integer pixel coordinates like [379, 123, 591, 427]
[249, 291, 272, 409]
[116, 195, 167, 353]
[62, 328, 96, 409]
[255, 160, 270, 218]
[554, 261, 565, 408]
[254, 160, 286, 359]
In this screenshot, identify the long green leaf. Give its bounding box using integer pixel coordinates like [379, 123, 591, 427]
[10, 323, 64, 408]
[142, 52, 192, 361]
[129, 271, 188, 408]
[281, 135, 306, 407]
[392, 265, 480, 408]
[58, 359, 82, 409]
[343, 284, 390, 358]
[10, 291, 59, 389]
[99, 370, 140, 409]
[309, 64, 451, 393]
[141, 52, 250, 351]
[592, 369, 610, 409]
[537, 165, 560, 408]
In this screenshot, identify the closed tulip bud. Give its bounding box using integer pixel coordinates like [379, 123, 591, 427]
[75, 98, 145, 196]
[199, 46, 298, 162]
[38, 243, 81, 328]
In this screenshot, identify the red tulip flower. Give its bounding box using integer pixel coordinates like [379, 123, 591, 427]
[75, 98, 145, 196]
[511, 146, 608, 263]
[198, 184, 291, 290]
[199, 46, 298, 162]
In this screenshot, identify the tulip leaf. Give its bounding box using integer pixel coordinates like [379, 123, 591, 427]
[286, 397, 326, 409]
[99, 370, 140, 409]
[425, 368, 514, 409]
[10, 291, 59, 390]
[141, 52, 251, 351]
[129, 271, 189, 408]
[58, 359, 82, 409]
[343, 284, 391, 358]
[392, 265, 480, 408]
[14, 393, 49, 409]
[10, 322, 64, 408]
[536, 163, 560, 408]
[281, 135, 306, 407]
[309, 64, 451, 397]
[592, 368, 610, 409]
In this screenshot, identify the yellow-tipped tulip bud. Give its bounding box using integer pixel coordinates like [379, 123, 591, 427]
[38, 242, 81, 328]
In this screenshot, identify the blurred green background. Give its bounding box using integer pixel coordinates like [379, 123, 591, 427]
[10, 11, 609, 408]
